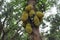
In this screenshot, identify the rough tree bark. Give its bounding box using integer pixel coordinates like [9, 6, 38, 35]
[27, 0, 42, 40]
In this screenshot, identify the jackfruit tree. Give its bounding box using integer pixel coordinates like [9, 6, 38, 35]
[21, 0, 44, 40]
[0, 0, 59, 40]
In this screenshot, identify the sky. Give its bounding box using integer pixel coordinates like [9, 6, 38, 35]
[5, 0, 11, 2]
[2, 0, 60, 35]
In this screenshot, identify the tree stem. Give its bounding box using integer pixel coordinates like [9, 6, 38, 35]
[27, 0, 42, 40]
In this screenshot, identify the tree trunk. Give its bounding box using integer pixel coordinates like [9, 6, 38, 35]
[27, 0, 42, 40]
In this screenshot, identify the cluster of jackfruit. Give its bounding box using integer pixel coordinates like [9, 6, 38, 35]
[21, 4, 44, 34]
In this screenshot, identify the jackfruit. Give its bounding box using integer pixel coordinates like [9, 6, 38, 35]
[21, 11, 28, 21]
[33, 15, 40, 26]
[29, 10, 35, 17]
[25, 4, 33, 11]
[25, 23, 32, 34]
[36, 11, 44, 18]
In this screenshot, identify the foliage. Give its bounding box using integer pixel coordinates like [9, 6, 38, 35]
[0, 0, 27, 40]
[44, 13, 60, 40]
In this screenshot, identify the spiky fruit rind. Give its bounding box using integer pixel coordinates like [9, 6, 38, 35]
[25, 23, 32, 34]
[21, 11, 28, 21]
[25, 4, 33, 11]
[36, 11, 44, 18]
[29, 10, 35, 17]
[33, 15, 40, 27]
